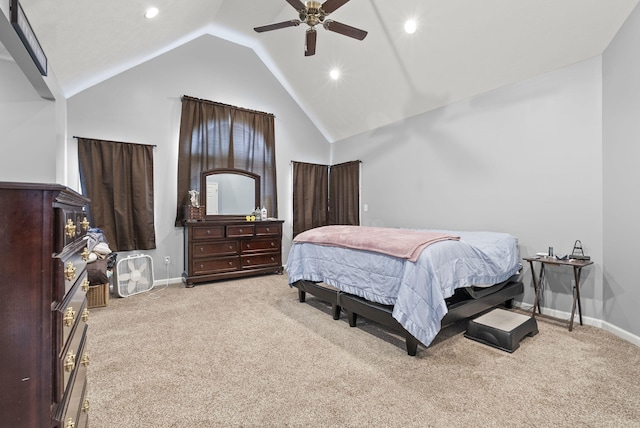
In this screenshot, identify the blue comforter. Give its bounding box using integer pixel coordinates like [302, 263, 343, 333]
[286, 229, 520, 347]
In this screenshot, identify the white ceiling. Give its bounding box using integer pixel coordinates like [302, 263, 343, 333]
[17, 0, 640, 142]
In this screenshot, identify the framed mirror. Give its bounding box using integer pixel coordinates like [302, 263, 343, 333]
[200, 168, 260, 219]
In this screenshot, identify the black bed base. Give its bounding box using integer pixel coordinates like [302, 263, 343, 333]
[291, 279, 524, 356]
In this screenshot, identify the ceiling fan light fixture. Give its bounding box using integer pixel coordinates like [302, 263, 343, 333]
[404, 19, 417, 34]
[144, 7, 159, 19]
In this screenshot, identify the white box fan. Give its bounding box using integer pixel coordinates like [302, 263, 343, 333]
[115, 254, 154, 298]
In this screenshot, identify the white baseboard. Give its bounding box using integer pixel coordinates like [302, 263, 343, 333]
[514, 302, 640, 347]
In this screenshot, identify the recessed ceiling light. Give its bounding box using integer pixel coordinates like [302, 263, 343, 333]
[145, 7, 159, 19]
[404, 19, 417, 34]
[329, 69, 341, 80]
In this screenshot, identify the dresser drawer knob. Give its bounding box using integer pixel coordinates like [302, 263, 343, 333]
[82, 399, 90, 413]
[199, 247, 204, 252]
[81, 247, 90, 261]
[63, 306, 76, 327]
[266, 227, 270, 232]
[246, 243, 251, 249]
[207, 229, 211, 235]
[64, 262, 77, 281]
[239, 228, 244, 233]
[81, 353, 90, 367]
[80, 216, 90, 231]
[81, 308, 90, 323]
[64, 351, 76, 372]
[65, 417, 76, 428]
[270, 242, 275, 247]
[246, 259, 251, 264]
[229, 245, 234, 250]
[228, 261, 233, 266]
[65, 219, 76, 239]
[81, 277, 90, 293]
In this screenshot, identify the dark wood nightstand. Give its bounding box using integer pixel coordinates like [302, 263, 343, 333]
[523, 256, 594, 331]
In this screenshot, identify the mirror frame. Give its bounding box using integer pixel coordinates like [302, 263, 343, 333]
[200, 168, 260, 220]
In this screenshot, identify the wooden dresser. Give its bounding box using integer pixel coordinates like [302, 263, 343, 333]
[183, 219, 284, 286]
[0, 182, 92, 427]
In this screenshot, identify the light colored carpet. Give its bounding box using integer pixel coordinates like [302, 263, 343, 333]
[87, 274, 640, 427]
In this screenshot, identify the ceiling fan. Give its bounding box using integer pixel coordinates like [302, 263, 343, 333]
[254, 0, 368, 57]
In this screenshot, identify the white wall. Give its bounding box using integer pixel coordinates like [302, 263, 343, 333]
[0, 58, 57, 183]
[67, 34, 330, 282]
[332, 57, 605, 325]
[602, 4, 640, 341]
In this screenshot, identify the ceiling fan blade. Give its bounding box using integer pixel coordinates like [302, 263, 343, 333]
[254, 20, 301, 33]
[323, 20, 368, 40]
[321, 0, 351, 14]
[286, 0, 306, 11]
[305, 28, 317, 56]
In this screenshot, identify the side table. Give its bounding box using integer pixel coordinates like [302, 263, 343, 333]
[523, 256, 594, 331]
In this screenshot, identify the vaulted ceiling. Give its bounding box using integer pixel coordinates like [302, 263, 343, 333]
[16, 0, 640, 142]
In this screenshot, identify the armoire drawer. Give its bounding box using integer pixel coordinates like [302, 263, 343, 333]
[192, 256, 240, 275]
[241, 253, 281, 269]
[192, 225, 225, 240]
[191, 241, 239, 258]
[241, 238, 280, 253]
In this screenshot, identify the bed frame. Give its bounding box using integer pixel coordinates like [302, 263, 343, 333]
[291, 279, 524, 356]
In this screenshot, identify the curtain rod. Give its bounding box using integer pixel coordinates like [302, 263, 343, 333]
[73, 136, 157, 147]
[181, 95, 275, 118]
[290, 160, 362, 165]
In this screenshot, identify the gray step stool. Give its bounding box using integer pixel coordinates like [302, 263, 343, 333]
[465, 308, 538, 352]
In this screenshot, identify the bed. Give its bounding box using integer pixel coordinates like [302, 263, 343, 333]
[286, 225, 523, 356]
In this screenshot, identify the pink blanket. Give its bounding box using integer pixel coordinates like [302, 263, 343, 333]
[294, 226, 460, 262]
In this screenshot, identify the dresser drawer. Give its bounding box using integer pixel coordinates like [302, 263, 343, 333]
[55, 240, 90, 297]
[192, 241, 239, 258]
[58, 313, 88, 393]
[192, 225, 225, 240]
[56, 330, 88, 428]
[56, 275, 89, 349]
[58, 207, 91, 251]
[192, 256, 240, 275]
[242, 253, 281, 269]
[255, 223, 281, 236]
[227, 224, 254, 237]
[241, 238, 281, 253]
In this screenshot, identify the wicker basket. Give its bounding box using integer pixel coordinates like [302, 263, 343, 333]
[87, 283, 110, 308]
[184, 205, 205, 221]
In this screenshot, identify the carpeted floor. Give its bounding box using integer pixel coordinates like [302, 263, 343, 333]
[87, 274, 640, 427]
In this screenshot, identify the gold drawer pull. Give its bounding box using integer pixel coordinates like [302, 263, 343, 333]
[65, 417, 76, 428]
[64, 351, 76, 372]
[81, 353, 90, 367]
[64, 262, 77, 281]
[81, 247, 90, 261]
[81, 277, 90, 293]
[80, 216, 90, 231]
[65, 219, 76, 238]
[82, 399, 90, 413]
[63, 306, 76, 327]
[81, 308, 90, 323]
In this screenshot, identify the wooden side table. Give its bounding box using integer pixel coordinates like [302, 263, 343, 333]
[523, 256, 594, 331]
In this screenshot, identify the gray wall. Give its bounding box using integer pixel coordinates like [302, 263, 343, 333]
[332, 57, 608, 334]
[66, 34, 330, 283]
[602, 5, 640, 341]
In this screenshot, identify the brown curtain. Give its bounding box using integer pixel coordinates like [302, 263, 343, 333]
[175, 96, 277, 225]
[329, 160, 360, 226]
[292, 162, 328, 236]
[78, 138, 156, 251]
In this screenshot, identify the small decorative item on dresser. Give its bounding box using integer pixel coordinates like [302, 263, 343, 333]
[184, 205, 205, 221]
